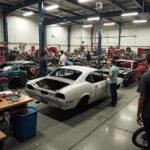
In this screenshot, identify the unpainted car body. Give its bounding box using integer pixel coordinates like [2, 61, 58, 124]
[26, 66, 123, 110]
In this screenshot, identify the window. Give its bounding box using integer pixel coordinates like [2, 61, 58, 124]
[91, 71, 105, 83]
[50, 69, 82, 81]
[86, 74, 93, 83]
[116, 61, 131, 69]
[133, 62, 138, 69]
[0, 63, 15, 71]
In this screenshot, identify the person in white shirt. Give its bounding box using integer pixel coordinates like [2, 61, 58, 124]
[59, 51, 67, 75]
[59, 51, 67, 66]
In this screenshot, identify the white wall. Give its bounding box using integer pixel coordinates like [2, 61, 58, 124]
[46, 25, 68, 50]
[7, 15, 39, 51]
[3, 14, 150, 54]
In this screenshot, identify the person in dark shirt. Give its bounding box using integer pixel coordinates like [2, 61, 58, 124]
[86, 51, 91, 61]
[8, 52, 16, 61]
[39, 51, 51, 77]
[137, 52, 150, 149]
[113, 52, 119, 60]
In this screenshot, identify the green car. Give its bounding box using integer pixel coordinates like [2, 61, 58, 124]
[0, 61, 53, 88]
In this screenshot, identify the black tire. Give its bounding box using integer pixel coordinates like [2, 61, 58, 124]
[132, 127, 148, 149]
[76, 96, 89, 109]
[126, 47, 131, 52]
[9, 78, 21, 89]
[124, 80, 129, 87]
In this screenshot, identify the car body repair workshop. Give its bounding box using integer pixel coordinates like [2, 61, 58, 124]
[0, 0, 150, 150]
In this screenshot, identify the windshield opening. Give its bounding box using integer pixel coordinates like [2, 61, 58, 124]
[50, 68, 82, 81]
[0, 63, 15, 71]
[116, 61, 131, 69]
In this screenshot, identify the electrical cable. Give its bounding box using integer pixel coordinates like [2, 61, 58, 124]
[47, 26, 68, 43]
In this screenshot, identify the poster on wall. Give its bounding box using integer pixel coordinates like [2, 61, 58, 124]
[31, 46, 35, 52]
[19, 43, 26, 51]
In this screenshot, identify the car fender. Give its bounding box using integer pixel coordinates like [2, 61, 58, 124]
[60, 83, 92, 106]
[80, 93, 90, 102]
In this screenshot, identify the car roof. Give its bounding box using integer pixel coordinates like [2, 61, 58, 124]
[117, 59, 136, 62]
[4, 61, 35, 65]
[60, 65, 98, 73]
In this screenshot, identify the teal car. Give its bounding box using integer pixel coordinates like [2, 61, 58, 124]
[0, 61, 53, 88]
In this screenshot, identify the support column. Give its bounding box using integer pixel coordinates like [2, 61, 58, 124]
[38, 0, 45, 58]
[118, 23, 122, 48]
[3, 16, 8, 61]
[68, 25, 71, 51]
[91, 26, 93, 51]
[3, 17, 8, 44]
[98, 18, 102, 65]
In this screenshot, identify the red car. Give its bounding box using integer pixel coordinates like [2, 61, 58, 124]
[101, 59, 146, 86]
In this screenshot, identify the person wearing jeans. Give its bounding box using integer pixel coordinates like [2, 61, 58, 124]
[107, 59, 119, 107]
[110, 82, 117, 106]
[137, 53, 150, 150]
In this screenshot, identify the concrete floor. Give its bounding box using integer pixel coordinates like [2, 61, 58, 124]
[4, 81, 140, 150]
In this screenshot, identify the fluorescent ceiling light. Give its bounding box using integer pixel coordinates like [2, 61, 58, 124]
[103, 22, 115, 26]
[45, 4, 59, 11]
[87, 17, 100, 21]
[23, 12, 34, 16]
[133, 20, 147, 23]
[83, 25, 93, 28]
[78, 0, 91, 2]
[50, 24, 60, 27]
[60, 21, 70, 24]
[121, 12, 138, 16]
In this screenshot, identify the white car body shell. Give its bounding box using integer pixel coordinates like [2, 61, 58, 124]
[26, 66, 123, 110]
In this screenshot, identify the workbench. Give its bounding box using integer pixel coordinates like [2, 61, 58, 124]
[0, 94, 33, 115]
[0, 94, 33, 149]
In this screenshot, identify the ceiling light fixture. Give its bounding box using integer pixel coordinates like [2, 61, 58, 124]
[121, 12, 138, 16]
[83, 25, 93, 28]
[103, 22, 115, 26]
[87, 17, 100, 21]
[23, 12, 34, 16]
[45, 4, 59, 11]
[78, 0, 91, 3]
[50, 24, 60, 27]
[133, 20, 147, 23]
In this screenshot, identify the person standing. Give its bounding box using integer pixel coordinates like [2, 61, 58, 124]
[59, 51, 67, 67]
[86, 51, 91, 61]
[137, 53, 150, 149]
[8, 51, 16, 61]
[39, 51, 51, 77]
[107, 59, 119, 107]
[113, 52, 119, 60]
[59, 51, 67, 75]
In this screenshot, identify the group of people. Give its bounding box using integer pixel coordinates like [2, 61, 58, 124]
[108, 53, 150, 150]
[39, 50, 71, 77]
[8, 50, 36, 61]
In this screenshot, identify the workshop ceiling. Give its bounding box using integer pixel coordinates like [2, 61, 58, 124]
[0, 0, 150, 25]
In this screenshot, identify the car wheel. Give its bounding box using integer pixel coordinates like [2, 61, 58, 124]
[9, 78, 21, 89]
[76, 96, 89, 109]
[124, 80, 129, 87]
